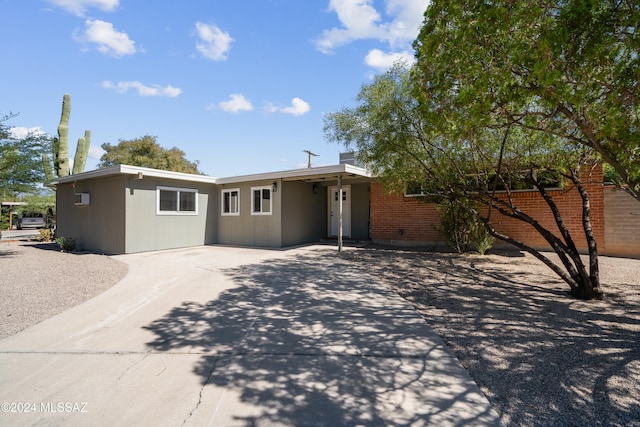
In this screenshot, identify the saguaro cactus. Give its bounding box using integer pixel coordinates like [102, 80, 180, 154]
[43, 93, 91, 181]
[73, 130, 90, 175]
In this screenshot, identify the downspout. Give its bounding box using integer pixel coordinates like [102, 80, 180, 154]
[338, 174, 343, 253]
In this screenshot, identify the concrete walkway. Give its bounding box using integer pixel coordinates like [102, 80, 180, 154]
[0, 245, 502, 426]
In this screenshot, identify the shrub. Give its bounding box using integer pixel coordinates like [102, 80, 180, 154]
[435, 200, 494, 255]
[56, 236, 76, 253]
[434, 201, 474, 253]
[39, 228, 55, 242]
[470, 224, 495, 255]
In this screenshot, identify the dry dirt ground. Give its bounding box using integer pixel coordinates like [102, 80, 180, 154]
[340, 246, 640, 427]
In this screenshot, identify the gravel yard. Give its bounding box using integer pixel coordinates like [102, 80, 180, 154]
[340, 246, 640, 427]
[0, 241, 128, 339]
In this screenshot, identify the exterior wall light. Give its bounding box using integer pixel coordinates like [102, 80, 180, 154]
[272, 182, 278, 192]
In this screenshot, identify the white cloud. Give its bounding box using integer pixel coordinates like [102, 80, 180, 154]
[75, 19, 136, 57]
[265, 98, 311, 116]
[263, 102, 279, 114]
[8, 126, 45, 139]
[88, 145, 105, 159]
[280, 98, 311, 116]
[45, 0, 119, 16]
[315, 0, 429, 56]
[315, 0, 382, 53]
[364, 48, 414, 70]
[195, 22, 233, 61]
[102, 81, 182, 97]
[218, 94, 253, 113]
[383, 0, 430, 47]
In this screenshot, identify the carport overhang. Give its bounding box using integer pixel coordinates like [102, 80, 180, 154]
[215, 163, 372, 186]
[217, 164, 373, 252]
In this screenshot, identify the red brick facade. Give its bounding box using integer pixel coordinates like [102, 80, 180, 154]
[370, 165, 607, 254]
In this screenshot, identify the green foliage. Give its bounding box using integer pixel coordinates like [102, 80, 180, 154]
[19, 191, 55, 213]
[98, 135, 203, 174]
[324, 61, 603, 299]
[413, 0, 640, 200]
[603, 163, 622, 184]
[56, 236, 76, 253]
[471, 226, 495, 256]
[434, 201, 475, 254]
[0, 113, 48, 198]
[43, 94, 90, 182]
[435, 200, 494, 255]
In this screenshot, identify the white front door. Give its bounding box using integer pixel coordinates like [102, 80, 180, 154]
[329, 185, 351, 237]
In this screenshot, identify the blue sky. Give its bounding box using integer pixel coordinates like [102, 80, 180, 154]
[1, 0, 429, 177]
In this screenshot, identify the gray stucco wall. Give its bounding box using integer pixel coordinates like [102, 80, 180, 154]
[56, 172, 370, 253]
[56, 176, 126, 254]
[281, 181, 327, 246]
[124, 177, 216, 254]
[217, 180, 282, 247]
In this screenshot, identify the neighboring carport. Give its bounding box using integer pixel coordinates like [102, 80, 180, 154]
[1, 201, 26, 230]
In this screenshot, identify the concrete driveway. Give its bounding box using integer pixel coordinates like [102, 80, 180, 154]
[0, 229, 40, 241]
[0, 245, 502, 426]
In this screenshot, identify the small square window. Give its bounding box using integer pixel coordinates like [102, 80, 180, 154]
[180, 191, 196, 212]
[159, 190, 177, 211]
[251, 186, 272, 215]
[222, 189, 240, 216]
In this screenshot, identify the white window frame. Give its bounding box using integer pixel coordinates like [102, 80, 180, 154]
[251, 186, 272, 215]
[156, 186, 198, 216]
[404, 182, 425, 197]
[221, 188, 240, 216]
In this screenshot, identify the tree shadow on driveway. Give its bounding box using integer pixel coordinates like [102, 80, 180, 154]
[143, 249, 501, 426]
[340, 247, 640, 427]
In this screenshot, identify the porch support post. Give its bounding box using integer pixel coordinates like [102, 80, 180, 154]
[338, 174, 343, 253]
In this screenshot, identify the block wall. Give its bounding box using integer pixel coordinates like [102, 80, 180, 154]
[604, 187, 640, 258]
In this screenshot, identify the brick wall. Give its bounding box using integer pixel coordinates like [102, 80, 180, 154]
[604, 187, 640, 258]
[371, 165, 607, 253]
[370, 183, 443, 246]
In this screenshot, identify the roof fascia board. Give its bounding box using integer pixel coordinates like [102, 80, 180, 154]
[51, 164, 371, 187]
[51, 164, 218, 185]
[216, 164, 371, 185]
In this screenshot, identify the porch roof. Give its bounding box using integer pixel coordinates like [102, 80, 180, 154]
[216, 164, 372, 185]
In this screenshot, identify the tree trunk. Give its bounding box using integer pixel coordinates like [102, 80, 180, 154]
[570, 166, 603, 300]
[472, 178, 604, 300]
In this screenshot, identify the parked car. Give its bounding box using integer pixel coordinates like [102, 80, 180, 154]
[16, 212, 46, 230]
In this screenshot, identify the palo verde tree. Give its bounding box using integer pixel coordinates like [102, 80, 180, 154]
[43, 93, 91, 181]
[324, 63, 604, 300]
[413, 0, 639, 201]
[98, 135, 202, 174]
